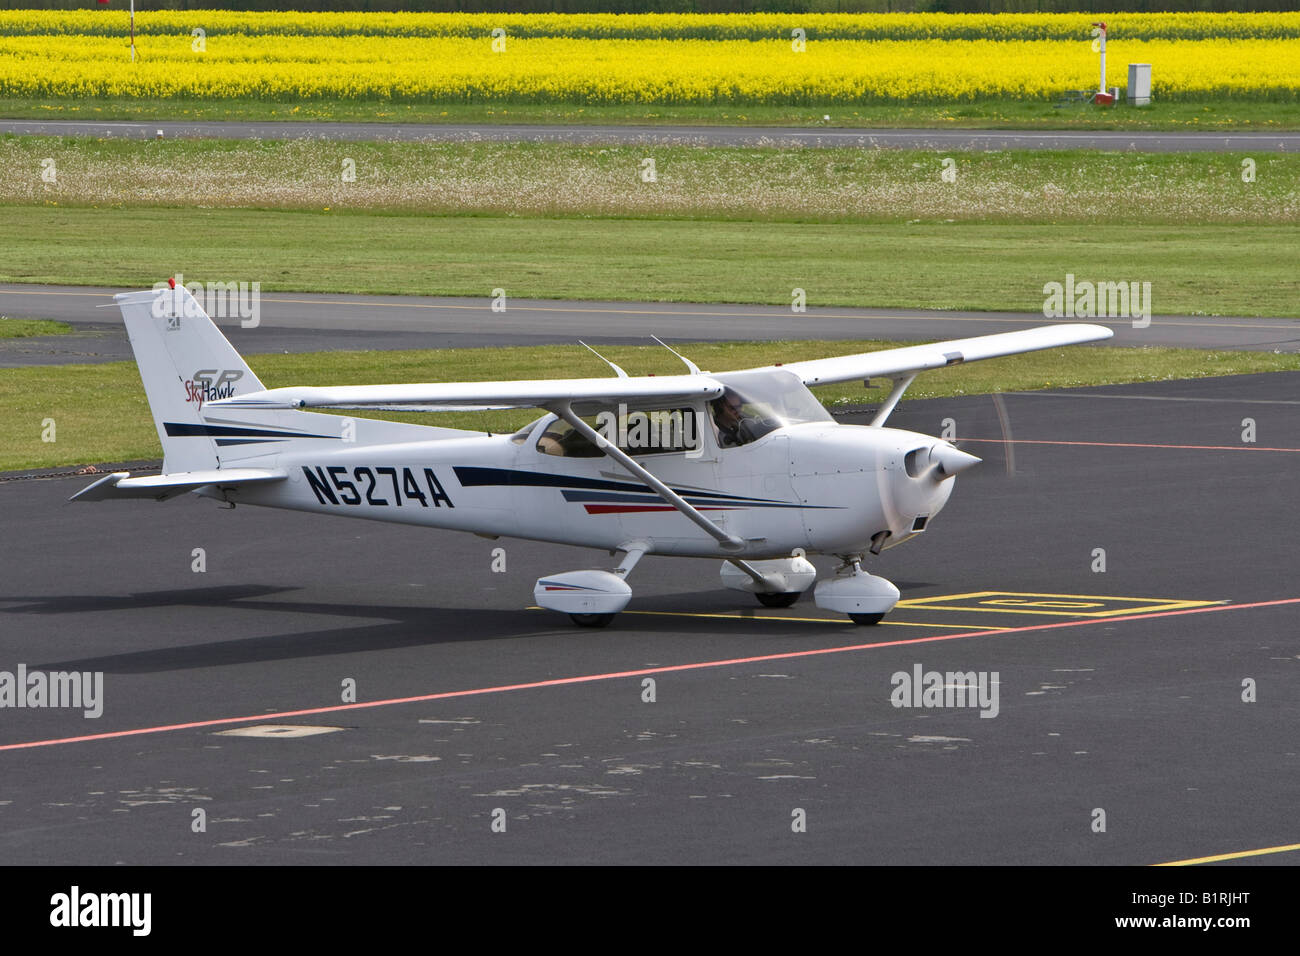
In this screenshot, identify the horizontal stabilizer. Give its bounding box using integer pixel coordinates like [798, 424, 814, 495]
[70, 468, 288, 502]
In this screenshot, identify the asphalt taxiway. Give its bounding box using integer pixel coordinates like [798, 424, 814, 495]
[0, 372, 1296, 864]
[2, 283, 1296, 367]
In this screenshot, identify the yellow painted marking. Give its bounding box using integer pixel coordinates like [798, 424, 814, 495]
[896, 591, 1224, 618]
[1155, 841, 1300, 866]
[627, 609, 1002, 628]
[0, 289, 116, 298]
[982, 598, 1104, 610]
[526, 606, 1002, 629]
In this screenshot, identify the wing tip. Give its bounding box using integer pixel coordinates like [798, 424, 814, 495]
[69, 471, 129, 502]
[1078, 322, 1116, 339]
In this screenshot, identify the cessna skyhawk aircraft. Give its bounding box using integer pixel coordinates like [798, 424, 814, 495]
[74, 283, 1112, 627]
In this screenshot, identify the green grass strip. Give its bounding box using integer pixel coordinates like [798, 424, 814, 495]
[4, 97, 1298, 131]
[3, 206, 1296, 318]
[0, 317, 71, 338]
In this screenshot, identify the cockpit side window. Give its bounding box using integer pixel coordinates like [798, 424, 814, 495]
[535, 407, 701, 458]
[709, 369, 832, 450]
[602, 407, 700, 456]
[710, 388, 764, 448]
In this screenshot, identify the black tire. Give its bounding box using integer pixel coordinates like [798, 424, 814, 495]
[849, 613, 885, 626]
[569, 612, 615, 628]
[755, 591, 801, 608]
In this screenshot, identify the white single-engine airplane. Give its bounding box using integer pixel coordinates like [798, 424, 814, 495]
[74, 283, 1111, 627]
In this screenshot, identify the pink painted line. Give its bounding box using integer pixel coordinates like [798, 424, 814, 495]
[2, 596, 1297, 753]
[961, 438, 1300, 453]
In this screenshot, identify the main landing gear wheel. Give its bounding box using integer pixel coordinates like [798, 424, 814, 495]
[849, 612, 885, 626]
[569, 612, 616, 628]
[755, 592, 801, 608]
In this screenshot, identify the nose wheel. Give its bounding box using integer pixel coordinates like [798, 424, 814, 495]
[569, 613, 616, 628]
[848, 612, 885, 626]
[755, 591, 801, 608]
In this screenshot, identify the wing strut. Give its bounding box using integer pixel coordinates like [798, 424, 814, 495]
[868, 373, 918, 428]
[725, 558, 786, 591]
[553, 403, 745, 553]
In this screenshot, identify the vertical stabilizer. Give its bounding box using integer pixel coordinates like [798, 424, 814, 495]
[115, 285, 264, 473]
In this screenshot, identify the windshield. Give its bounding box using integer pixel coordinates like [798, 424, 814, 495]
[708, 368, 832, 446]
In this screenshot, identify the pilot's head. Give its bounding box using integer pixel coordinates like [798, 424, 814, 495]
[712, 388, 744, 428]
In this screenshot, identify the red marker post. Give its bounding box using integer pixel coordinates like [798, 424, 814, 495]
[94, 0, 135, 62]
[1091, 21, 1112, 104]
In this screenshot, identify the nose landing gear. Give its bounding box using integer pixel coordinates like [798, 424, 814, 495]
[814, 555, 900, 625]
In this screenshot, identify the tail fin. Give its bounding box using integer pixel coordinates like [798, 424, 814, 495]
[116, 285, 264, 473]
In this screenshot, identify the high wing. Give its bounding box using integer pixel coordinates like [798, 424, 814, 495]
[774, 324, 1114, 386]
[208, 374, 724, 416]
[211, 324, 1112, 416]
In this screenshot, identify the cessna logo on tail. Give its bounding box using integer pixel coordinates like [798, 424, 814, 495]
[185, 369, 243, 406]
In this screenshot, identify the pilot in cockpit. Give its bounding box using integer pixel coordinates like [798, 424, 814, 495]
[711, 387, 756, 448]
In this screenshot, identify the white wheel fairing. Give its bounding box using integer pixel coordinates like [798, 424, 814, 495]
[814, 572, 901, 617]
[534, 570, 633, 616]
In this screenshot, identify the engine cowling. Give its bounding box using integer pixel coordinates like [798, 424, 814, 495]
[789, 424, 981, 555]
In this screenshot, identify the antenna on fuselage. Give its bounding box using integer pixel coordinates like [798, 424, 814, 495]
[578, 341, 629, 378]
[650, 335, 702, 375]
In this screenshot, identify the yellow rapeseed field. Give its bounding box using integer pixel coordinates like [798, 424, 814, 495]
[4, 11, 1300, 41]
[1, 12, 1296, 105]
